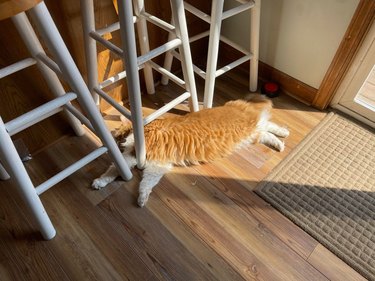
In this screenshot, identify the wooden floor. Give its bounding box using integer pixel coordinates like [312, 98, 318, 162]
[0, 69, 366, 280]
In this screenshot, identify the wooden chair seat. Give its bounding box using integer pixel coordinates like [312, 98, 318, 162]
[0, 0, 42, 20]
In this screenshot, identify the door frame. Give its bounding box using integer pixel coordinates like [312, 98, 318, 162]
[312, 0, 375, 110]
[330, 20, 375, 128]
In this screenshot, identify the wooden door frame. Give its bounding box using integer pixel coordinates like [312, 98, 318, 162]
[312, 0, 375, 109]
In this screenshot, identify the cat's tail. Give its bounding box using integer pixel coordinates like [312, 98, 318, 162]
[138, 162, 172, 207]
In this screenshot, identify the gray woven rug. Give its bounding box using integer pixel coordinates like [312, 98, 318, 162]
[255, 112, 375, 280]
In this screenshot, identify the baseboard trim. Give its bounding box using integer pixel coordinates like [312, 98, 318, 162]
[258, 61, 318, 105]
[219, 44, 318, 105]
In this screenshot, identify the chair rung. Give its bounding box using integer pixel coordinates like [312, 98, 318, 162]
[35, 147, 108, 195]
[138, 38, 181, 66]
[90, 31, 123, 57]
[5, 92, 77, 136]
[215, 54, 252, 77]
[94, 87, 132, 120]
[99, 64, 145, 89]
[0, 58, 36, 79]
[222, 0, 255, 20]
[141, 12, 175, 33]
[143, 92, 191, 125]
[96, 22, 120, 36]
[148, 60, 185, 87]
[184, 2, 211, 24]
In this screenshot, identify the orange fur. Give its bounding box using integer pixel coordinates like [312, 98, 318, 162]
[116, 96, 273, 165]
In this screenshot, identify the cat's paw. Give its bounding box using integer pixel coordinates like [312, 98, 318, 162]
[92, 178, 109, 190]
[278, 127, 290, 138]
[137, 192, 150, 208]
[277, 141, 285, 152]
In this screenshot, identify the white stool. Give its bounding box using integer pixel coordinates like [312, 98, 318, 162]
[162, 0, 261, 108]
[0, 0, 132, 240]
[80, 0, 200, 168]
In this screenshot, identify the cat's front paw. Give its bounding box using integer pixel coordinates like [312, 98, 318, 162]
[279, 127, 290, 138]
[92, 178, 109, 190]
[277, 141, 285, 152]
[137, 192, 150, 208]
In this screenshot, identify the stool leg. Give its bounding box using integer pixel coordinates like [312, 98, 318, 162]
[117, 0, 146, 168]
[249, 0, 260, 92]
[203, 0, 224, 109]
[170, 0, 199, 112]
[11, 13, 85, 137]
[133, 0, 155, 95]
[80, 0, 100, 106]
[0, 162, 10, 180]
[28, 2, 133, 181]
[161, 16, 175, 86]
[0, 118, 56, 240]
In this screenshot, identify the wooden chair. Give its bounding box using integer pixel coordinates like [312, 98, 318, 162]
[0, 0, 133, 240]
[80, 0, 200, 168]
[162, 0, 261, 108]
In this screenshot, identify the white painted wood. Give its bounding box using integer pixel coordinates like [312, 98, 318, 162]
[11, 12, 84, 136]
[162, 0, 260, 108]
[0, 117, 56, 240]
[331, 21, 375, 125]
[0, 58, 36, 78]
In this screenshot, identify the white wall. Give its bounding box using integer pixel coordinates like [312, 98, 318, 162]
[221, 0, 359, 89]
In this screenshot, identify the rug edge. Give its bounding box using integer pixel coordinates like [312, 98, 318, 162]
[255, 112, 336, 192]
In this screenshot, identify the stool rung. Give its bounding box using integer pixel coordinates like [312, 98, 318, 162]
[143, 92, 191, 125]
[5, 93, 77, 136]
[184, 2, 211, 24]
[222, 0, 255, 20]
[95, 16, 137, 36]
[148, 60, 185, 87]
[220, 35, 251, 55]
[90, 31, 123, 57]
[215, 54, 252, 77]
[0, 58, 36, 79]
[141, 12, 175, 33]
[190, 30, 210, 44]
[138, 38, 181, 66]
[64, 103, 95, 132]
[94, 87, 132, 120]
[36, 147, 108, 195]
[99, 64, 145, 89]
[36, 53, 64, 78]
[171, 50, 206, 79]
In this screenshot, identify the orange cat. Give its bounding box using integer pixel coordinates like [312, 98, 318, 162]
[92, 95, 289, 206]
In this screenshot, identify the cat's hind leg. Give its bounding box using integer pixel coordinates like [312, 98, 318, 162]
[259, 131, 285, 152]
[138, 163, 172, 207]
[92, 153, 137, 189]
[266, 121, 289, 138]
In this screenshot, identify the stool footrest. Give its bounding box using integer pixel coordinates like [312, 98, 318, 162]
[143, 91, 191, 125]
[0, 58, 36, 79]
[35, 146, 108, 195]
[5, 93, 77, 136]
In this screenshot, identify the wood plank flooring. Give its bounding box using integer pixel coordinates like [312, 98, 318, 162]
[0, 69, 366, 280]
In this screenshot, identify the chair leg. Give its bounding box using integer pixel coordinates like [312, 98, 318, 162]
[0, 162, 10, 180]
[249, 0, 260, 92]
[80, 0, 100, 106]
[203, 0, 224, 109]
[11, 12, 85, 137]
[161, 17, 175, 86]
[117, 0, 146, 169]
[28, 2, 133, 181]
[133, 0, 155, 95]
[170, 0, 199, 112]
[0, 117, 56, 240]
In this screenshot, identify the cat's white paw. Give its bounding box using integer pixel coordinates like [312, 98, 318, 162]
[278, 127, 290, 138]
[277, 141, 285, 152]
[137, 192, 149, 207]
[92, 178, 109, 190]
